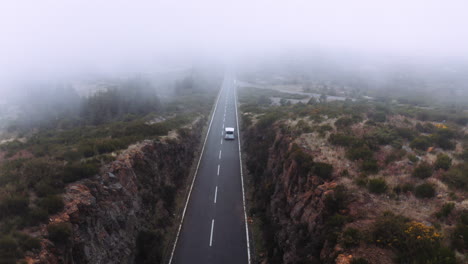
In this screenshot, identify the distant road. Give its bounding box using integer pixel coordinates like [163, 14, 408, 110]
[169, 72, 250, 264]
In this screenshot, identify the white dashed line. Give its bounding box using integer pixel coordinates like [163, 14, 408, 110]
[219, 150, 222, 159]
[217, 164, 220, 176]
[214, 186, 218, 203]
[210, 219, 215, 246]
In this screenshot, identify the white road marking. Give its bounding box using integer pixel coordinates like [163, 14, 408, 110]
[217, 164, 220, 176]
[210, 219, 215, 247]
[234, 84, 252, 264]
[168, 79, 224, 264]
[214, 186, 218, 203]
[221, 130, 223, 136]
[219, 150, 222, 159]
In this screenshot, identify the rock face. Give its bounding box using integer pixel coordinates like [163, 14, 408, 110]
[244, 123, 346, 264]
[33, 120, 204, 264]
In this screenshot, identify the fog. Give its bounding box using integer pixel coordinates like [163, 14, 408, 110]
[1, 0, 468, 97]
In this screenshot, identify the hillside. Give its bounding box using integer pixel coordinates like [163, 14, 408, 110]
[240, 86, 468, 264]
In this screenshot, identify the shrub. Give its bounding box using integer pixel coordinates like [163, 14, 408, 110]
[415, 183, 436, 198]
[459, 149, 468, 161]
[451, 211, 468, 251]
[135, 229, 163, 264]
[328, 133, 357, 147]
[396, 127, 416, 140]
[0, 195, 29, 218]
[410, 136, 431, 151]
[313, 162, 333, 179]
[408, 154, 418, 163]
[47, 222, 72, 243]
[434, 154, 452, 171]
[63, 163, 99, 183]
[290, 146, 314, 175]
[394, 183, 415, 194]
[373, 212, 454, 264]
[0, 236, 18, 263]
[435, 203, 455, 219]
[26, 208, 48, 226]
[369, 127, 397, 145]
[340, 228, 361, 248]
[347, 146, 373, 161]
[443, 163, 468, 190]
[317, 124, 333, 136]
[361, 159, 379, 174]
[370, 111, 387, 122]
[335, 117, 356, 128]
[324, 185, 349, 214]
[350, 258, 369, 264]
[38, 195, 64, 214]
[15, 233, 41, 251]
[367, 178, 387, 194]
[373, 211, 408, 248]
[412, 162, 433, 179]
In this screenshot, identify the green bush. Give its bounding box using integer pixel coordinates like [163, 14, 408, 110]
[361, 159, 379, 174]
[290, 145, 314, 175]
[313, 162, 333, 179]
[350, 258, 369, 264]
[15, 233, 41, 251]
[460, 149, 468, 161]
[63, 163, 99, 183]
[340, 228, 361, 248]
[135, 229, 163, 264]
[396, 127, 416, 140]
[328, 133, 358, 147]
[434, 154, 452, 171]
[324, 185, 349, 214]
[0, 195, 29, 218]
[367, 178, 388, 194]
[0, 236, 19, 264]
[443, 163, 468, 190]
[347, 146, 373, 161]
[38, 195, 64, 214]
[394, 183, 415, 194]
[373, 211, 408, 248]
[408, 154, 419, 163]
[26, 208, 48, 226]
[410, 136, 431, 151]
[415, 183, 436, 198]
[47, 222, 72, 243]
[451, 211, 468, 251]
[373, 212, 454, 263]
[435, 203, 455, 219]
[412, 162, 433, 179]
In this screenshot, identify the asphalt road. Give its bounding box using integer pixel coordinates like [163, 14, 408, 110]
[170, 72, 250, 264]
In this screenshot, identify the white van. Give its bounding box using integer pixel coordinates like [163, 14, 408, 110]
[224, 127, 235, 140]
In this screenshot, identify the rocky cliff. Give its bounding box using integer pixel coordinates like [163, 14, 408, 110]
[244, 122, 349, 264]
[30, 119, 204, 264]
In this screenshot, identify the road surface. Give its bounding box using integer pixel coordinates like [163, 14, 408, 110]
[170, 72, 250, 264]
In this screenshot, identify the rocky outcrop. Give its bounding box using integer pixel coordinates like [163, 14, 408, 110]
[32, 119, 204, 264]
[244, 123, 348, 264]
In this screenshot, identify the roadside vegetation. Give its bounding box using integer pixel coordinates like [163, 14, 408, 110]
[0, 74, 218, 263]
[239, 84, 467, 264]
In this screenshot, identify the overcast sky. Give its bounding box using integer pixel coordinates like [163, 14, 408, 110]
[1, 0, 468, 88]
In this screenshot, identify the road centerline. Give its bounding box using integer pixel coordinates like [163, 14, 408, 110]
[210, 219, 215, 247]
[214, 186, 218, 203]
